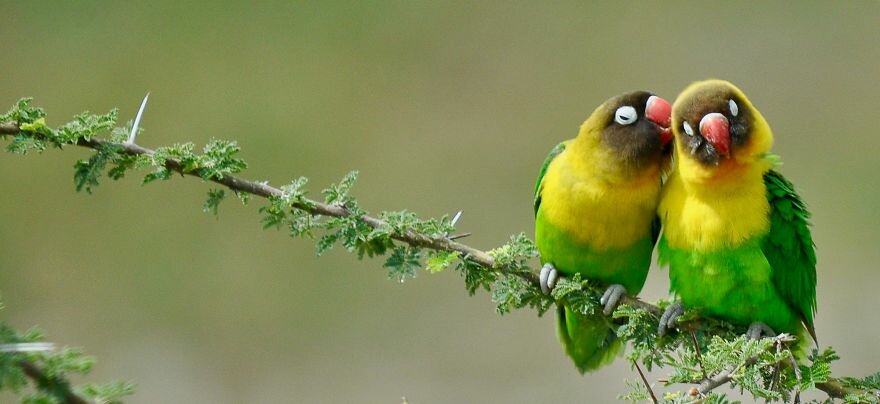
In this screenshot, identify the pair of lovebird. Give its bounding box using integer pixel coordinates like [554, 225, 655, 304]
[534, 79, 817, 372]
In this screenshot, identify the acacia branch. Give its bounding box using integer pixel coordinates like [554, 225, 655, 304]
[693, 335, 869, 401]
[697, 360, 862, 401]
[697, 349, 760, 396]
[19, 359, 88, 404]
[1, 121, 657, 314]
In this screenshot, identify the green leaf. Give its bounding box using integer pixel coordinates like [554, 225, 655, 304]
[0, 98, 46, 124]
[425, 251, 460, 274]
[198, 139, 247, 180]
[383, 246, 421, 282]
[54, 109, 118, 144]
[73, 149, 113, 194]
[203, 189, 225, 216]
[323, 171, 359, 206]
[142, 166, 173, 184]
[77, 381, 136, 403]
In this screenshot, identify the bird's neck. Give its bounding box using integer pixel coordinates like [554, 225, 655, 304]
[659, 154, 773, 251]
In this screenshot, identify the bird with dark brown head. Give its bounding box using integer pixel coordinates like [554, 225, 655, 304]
[657, 80, 817, 350]
[534, 90, 672, 372]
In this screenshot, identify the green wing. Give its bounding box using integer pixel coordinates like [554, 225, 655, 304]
[534, 141, 569, 216]
[762, 169, 818, 341]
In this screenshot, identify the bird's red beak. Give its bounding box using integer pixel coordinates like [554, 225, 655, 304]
[645, 95, 672, 146]
[699, 113, 731, 156]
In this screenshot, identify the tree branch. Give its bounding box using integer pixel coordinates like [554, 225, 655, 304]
[693, 334, 873, 401]
[817, 379, 870, 400]
[697, 348, 760, 396]
[633, 360, 659, 404]
[19, 359, 89, 404]
[2, 121, 659, 314]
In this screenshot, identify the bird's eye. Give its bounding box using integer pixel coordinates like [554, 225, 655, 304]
[614, 106, 638, 125]
[683, 121, 695, 137]
[729, 99, 739, 117]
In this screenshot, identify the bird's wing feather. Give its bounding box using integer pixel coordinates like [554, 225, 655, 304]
[534, 141, 569, 216]
[762, 169, 818, 341]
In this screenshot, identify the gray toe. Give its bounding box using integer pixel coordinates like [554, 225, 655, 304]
[539, 264, 553, 295]
[746, 322, 776, 339]
[601, 284, 627, 316]
[658, 302, 684, 336]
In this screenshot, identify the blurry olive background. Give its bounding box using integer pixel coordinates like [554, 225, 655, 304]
[2, 2, 879, 402]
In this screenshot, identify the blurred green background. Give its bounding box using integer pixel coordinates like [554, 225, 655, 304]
[2, 1, 879, 402]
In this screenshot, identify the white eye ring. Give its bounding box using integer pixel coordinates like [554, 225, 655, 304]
[614, 106, 638, 125]
[683, 121, 695, 137]
[729, 99, 739, 117]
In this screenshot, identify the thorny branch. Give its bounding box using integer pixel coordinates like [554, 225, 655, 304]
[685, 336, 864, 401]
[19, 359, 89, 404]
[0, 121, 659, 316]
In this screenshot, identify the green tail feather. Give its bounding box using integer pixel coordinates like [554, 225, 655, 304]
[557, 305, 623, 373]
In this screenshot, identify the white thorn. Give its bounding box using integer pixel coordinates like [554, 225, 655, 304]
[0, 342, 56, 353]
[450, 210, 463, 227]
[127, 92, 150, 144]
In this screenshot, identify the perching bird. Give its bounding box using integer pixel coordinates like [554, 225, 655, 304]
[656, 79, 817, 346]
[534, 91, 672, 372]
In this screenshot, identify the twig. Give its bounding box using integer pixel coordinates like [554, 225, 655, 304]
[697, 358, 754, 397]
[633, 360, 658, 404]
[767, 338, 783, 398]
[787, 350, 801, 403]
[697, 335, 800, 397]
[19, 359, 89, 404]
[816, 378, 871, 400]
[690, 330, 708, 381]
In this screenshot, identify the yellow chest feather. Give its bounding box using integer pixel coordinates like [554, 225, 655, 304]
[540, 151, 661, 250]
[658, 168, 769, 251]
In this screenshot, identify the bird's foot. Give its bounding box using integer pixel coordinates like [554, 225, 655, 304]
[746, 322, 776, 340]
[599, 284, 628, 315]
[658, 302, 684, 336]
[539, 263, 560, 295]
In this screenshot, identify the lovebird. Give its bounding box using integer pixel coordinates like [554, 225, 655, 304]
[656, 79, 817, 346]
[534, 91, 672, 372]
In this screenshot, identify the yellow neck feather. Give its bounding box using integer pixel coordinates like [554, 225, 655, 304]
[660, 143, 775, 251]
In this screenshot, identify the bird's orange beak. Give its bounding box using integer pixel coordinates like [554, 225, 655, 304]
[645, 95, 672, 146]
[699, 113, 730, 156]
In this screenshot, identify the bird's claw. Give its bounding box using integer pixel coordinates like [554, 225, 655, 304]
[539, 263, 560, 295]
[658, 302, 684, 336]
[746, 322, 776, 340]
[599, 284, 627, 315]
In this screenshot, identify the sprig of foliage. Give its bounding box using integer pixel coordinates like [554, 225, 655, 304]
[0, 304, 134, 403]
[2, 98, 878, 403]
